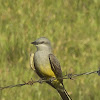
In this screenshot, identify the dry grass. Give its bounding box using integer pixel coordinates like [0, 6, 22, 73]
[0, 0, 100, 100]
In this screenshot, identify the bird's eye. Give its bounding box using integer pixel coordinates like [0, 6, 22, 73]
[41, 41, 45, 44]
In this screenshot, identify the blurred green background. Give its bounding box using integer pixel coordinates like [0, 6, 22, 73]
[0, 0, 100, 100]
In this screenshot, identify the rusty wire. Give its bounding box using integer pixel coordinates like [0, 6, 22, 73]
[0, 67, 100, 90]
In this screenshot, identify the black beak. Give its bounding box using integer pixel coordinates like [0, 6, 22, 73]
[31, 41, 37, 45]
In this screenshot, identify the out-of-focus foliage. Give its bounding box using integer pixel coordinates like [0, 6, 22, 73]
[0, 0, 100, 100]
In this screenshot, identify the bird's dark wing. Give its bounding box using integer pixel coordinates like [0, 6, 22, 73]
[49, 54, 63, 83]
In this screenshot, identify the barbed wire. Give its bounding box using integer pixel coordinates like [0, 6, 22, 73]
[0, 67, 100, 91]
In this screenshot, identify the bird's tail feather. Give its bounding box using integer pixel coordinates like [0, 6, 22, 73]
[57, 86, 72, 100]
[47, 82, 72, 100]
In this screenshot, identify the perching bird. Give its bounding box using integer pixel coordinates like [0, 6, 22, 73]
[31, 37, 72, 100]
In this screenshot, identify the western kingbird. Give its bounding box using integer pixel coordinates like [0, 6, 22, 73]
[31, 37, 72, 100]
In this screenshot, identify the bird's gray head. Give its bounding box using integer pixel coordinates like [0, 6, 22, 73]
[31, 37, 52, 52]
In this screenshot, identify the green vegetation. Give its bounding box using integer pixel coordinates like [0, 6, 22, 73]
[0, 0, 100, 100]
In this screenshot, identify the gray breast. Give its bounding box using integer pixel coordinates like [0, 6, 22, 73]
[34, 51, 50, 67]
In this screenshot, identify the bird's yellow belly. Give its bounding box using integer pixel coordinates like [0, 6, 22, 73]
[38, 65, 55, 78]
[37, 65, 60, 86]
